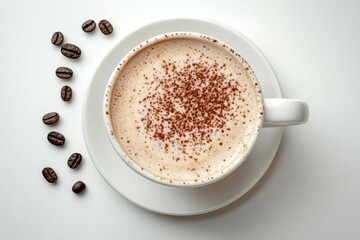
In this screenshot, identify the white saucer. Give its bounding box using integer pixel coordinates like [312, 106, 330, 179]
[82, 18, 283, 216]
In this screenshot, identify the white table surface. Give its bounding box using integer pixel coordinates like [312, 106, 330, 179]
[1, 0, 359, 239]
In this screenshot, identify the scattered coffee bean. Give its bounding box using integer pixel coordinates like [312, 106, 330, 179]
[42, 167, 57, 183]
[42, 112, 59, 125]
[47, 131, 65, 146]
[61, 86, 72, 102]
[68, 153, 82, 169]
[55, 67, 73, 79]
[51, 32, 64, 46]
[72, 181, 86, 194]
[82, 19, 96, 33]
[99, 19, 113, 35]
[61, 43, 81, 59]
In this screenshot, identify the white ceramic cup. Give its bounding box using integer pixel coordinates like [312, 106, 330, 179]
[103, 32, 309, 188]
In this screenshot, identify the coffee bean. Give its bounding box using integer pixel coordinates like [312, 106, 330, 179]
[82, 19, 96, 33]
[47, 131, 65, 146]
[51, 32, 64, 46]
[61, 86, 72, 102]
[61, 43, 81, 59]
[42, 167, 57, 183]
[99, 19, 113, 35]
[72, 181, 86, 194]
[68, 153, 82, 169]
[55, 67, 73, 79]
[42, 112, 59, 125]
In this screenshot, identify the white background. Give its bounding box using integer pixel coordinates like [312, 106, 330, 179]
[1, 0, 359, 239]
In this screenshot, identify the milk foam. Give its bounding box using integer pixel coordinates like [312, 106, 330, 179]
[110, 36, 261, 183]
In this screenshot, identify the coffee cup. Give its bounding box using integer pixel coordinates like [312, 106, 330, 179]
[103, 32, 308, 187]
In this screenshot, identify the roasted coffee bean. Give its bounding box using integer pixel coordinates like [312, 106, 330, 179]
[68, 153, 82, 169]
[72, 181, 86, 194]
[61, 43, 81, 59]
[98, 19, 113, 35]
[51, 32, 64, 46]
[55, 67, 73, 79]
[61, 86, 72, 102]
[42, 112, 59, 125]
[47, 131, 65, 146]
[42, 167, 57, 183]
[82, 19, 96, 32]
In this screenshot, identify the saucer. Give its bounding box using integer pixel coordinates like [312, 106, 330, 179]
[82, 18, 283, 216]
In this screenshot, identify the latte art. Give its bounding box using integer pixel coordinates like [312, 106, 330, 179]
[109, 35, 262, 183]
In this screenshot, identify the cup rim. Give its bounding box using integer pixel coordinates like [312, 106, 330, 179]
[103, 32, 264, 188]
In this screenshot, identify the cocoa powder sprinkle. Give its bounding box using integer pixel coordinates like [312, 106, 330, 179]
[139, 52, 243, 154]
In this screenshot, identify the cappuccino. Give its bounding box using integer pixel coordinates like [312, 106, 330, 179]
[108, 34, 262, 184]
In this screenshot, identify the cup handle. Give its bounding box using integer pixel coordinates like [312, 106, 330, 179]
[263, 99, 309, 127]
